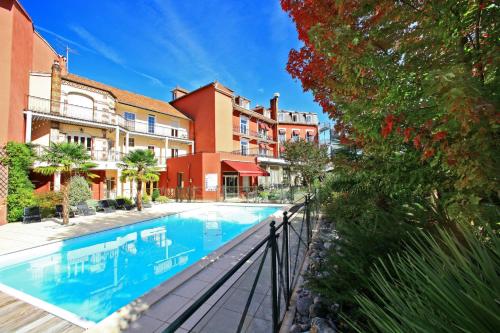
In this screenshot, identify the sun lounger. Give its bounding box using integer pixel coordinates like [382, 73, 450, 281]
[22, 206, 42, 223]
[76, 202, 96, 216]
[97, 200, 115, 213]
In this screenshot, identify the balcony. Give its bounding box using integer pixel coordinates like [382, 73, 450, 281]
[230, 148, 275, 158]
[27, 96, 190, 141]
[33, 145, 124, 162]
[33, 145, 169, 166]
[233, 126, 276, 143]
[232, 103, 277, 124]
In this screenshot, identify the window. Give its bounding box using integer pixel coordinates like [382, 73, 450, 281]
[278, 129, 286, 143]
[128, 138, 135, 147]
[292, 130, 300, 142]
[240, 116, 249, 135]
[148, 145, 155, 152]
[171, 128, 178, 137]
[148, 115, 155, 134]
[306, 131, 314, 142]
[259, 146, 267, 157]
[306, 115, 312, 123]
[278, 113, 284, 122]
[67, 135, 91, 150]
[242, 100, 250, 109]
[240, 140, 249, 156]
[171, 148, 179, 157]
[124, 112, 136, 130]
[292, 114, 298, 122]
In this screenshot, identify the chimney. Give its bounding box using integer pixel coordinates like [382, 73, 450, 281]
[50, 60, 62, 113]
[171, 86, 189, 101]
[270, 92, 279, 121]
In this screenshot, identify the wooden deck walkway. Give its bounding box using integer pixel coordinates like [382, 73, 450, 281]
[0, 291, 83, 333]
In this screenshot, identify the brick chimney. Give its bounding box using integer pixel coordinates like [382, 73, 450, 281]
[270, 92, 279, 121]
[50, 60, 61, 113]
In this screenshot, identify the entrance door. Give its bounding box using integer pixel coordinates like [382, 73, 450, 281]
[242, 176, 250, 191]
[177, 172, 184, 188]
[223, 175, 238, 199]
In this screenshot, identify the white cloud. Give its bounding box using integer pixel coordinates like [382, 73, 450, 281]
[150, 0, 237, 89]
[35, 25, 94, 53]
[69, 25, 124, 65]
[68, 24, 164, 86]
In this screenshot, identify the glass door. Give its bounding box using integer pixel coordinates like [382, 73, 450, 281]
[223, 175, 238, 199]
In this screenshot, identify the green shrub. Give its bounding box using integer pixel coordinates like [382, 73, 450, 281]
[152, 189, 160, 201]
[268, 190, 280, 200]
[68, 176, 92, 206]
[156, 195, 169, 203]
[258, 190, 270, 200]
[352, 226, 500, 332]
[142, 195, 151, 203]
[2, 142, 36, 221]
[116, 196, 133, 206]
[35, 192, 63, 218]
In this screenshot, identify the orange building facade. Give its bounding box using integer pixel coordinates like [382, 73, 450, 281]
[0, 0, 65, 223]
[168, 83, 277, 200]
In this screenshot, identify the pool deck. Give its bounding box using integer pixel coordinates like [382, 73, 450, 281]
[0, 202, 285, 333]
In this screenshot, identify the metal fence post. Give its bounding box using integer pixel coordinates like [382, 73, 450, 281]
[283, 211, 290, 306]
[305, 194, 311, 244]
[270, 220, 279, 333]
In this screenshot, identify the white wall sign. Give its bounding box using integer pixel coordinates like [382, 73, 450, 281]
[205, 173, 218, 192]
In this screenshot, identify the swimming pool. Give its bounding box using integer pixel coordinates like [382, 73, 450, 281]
[0, 205, 281, 325]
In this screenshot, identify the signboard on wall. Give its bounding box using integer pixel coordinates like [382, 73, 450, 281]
[205, 173, 218, 192]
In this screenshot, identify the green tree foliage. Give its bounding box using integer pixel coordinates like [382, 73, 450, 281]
[119, 150, 159, 211]
[68, 176, 92, 206]
[34, 143, 96, 225]
[353, 226, 500, 332]
[282, 139, 330, 191]
[282, 0, 499, 226]
[2, 142, 36, 222]
[281, 1, 499, 329]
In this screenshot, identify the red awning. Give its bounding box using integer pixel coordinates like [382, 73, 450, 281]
[222, 161, 270, 176]
[292, 129, 300, 135]
[279, 128, 286, 134]
[259, 142, 266, 148]
[258, 122, 265, 130]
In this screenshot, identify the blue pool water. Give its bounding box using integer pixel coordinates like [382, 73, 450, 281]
[0, 205, 280, 323]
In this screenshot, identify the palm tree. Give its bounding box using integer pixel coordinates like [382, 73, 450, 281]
[119, 150, 159, 211]
[34, 142, 97, 225]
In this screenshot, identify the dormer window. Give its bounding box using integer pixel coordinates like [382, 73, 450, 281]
[278, 113, 284, 122]
[292, 114, 298, 122]
[306, 115, 312, 123]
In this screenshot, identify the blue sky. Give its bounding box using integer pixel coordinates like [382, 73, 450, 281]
[22, 0, 328, 123]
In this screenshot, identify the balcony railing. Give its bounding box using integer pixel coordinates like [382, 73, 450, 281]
[33, 145, 124, 162]
[27, 96, 189, 140]
[233, 126, 275, 142]
[33, 145, 173, 165]
[230, 148, 276, 158]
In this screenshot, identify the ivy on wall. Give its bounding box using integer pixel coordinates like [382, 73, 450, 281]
[2, 142, 36, 222]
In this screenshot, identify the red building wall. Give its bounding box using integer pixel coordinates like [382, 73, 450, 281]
[0, 0, 64, 224]
[170, 86, 216, 153]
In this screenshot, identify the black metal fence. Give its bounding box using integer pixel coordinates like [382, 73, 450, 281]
[163, 194, 320, 332]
